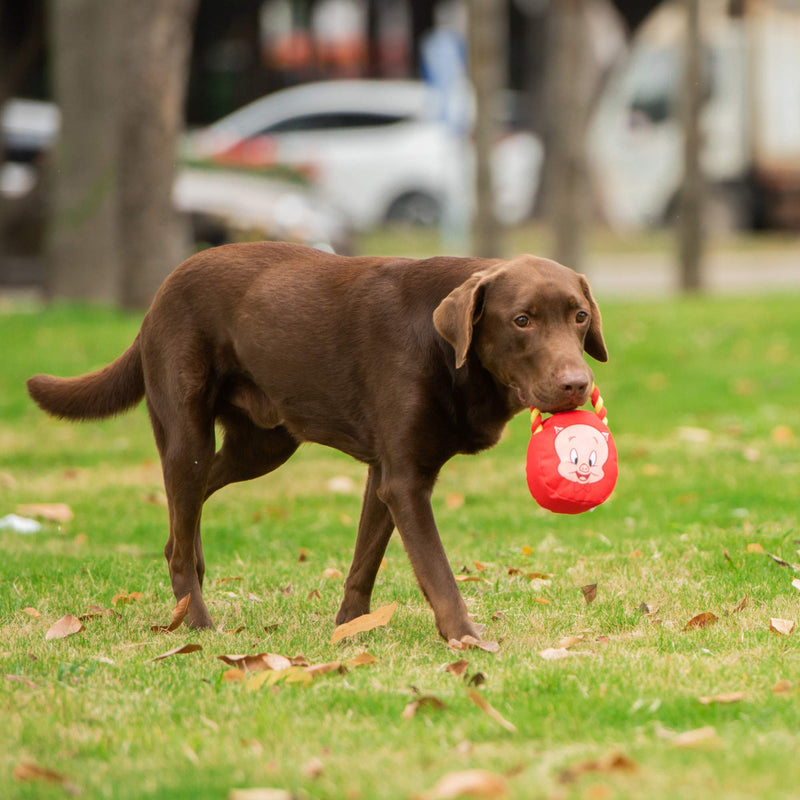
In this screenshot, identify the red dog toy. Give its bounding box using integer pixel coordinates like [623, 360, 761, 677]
[526, 384, 618, 514]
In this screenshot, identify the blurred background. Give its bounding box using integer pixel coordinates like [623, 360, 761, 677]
[1, 0, 799, 307]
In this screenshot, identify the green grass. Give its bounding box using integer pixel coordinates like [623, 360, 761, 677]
[1, 291, 799, 800]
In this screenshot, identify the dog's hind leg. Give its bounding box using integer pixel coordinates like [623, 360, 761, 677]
[336, 464, 395, 625]
[205, 411, 299, 499]
[147, 397, 216, 629]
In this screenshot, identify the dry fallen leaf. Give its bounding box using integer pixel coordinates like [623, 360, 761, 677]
[792, 579, 800, 592]
[538, 647, 574, 661]
[683, 612, 717, 631]
[445, 659, 470, 677]
[447, 635, 500, 653]
[521, 545, 534, 556]
[302, 756, 324, 780]
[747, 542, 764, 554]
[322, 567, 344, 580]
[79, 604, 120, 621]
[423, 769, 508, 800]
[455, 574, 488, 583]
[581, 584, 598, 604]
[229, 790, 294, 800]
[769, 618, 795, 636]
[558, 752, 637, 784]
[698, 691, 746, 705]
[112, 591, 144, 605]
[221, 668, 247, 682]
[671, 726, 720, 748]
[330, 601, 397, 643]
[45, 614, 85, 641]
[403, 694, 448, 719]
[21, 606, 41, 618]
[773, 679, 792, 694]
[151, 643, 202, 661]
[151, 593, 191, 633]
[305, 660, 345, 678]
[731, 596, 749, 614]
[346, 652, 378, 668]
[17, 503, 74, 523]
[13, 761, 78, 794]
[217, 653, 292, 673]
[767, 553, 793, 569]
[555, 635, 584, 650]
[445, 493, 465, 510]
[467, 689, 517, 733]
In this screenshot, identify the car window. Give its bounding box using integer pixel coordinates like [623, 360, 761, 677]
[261, 111, 410, 134]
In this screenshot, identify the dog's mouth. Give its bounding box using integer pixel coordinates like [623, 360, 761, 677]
[512, 384, 584, 413]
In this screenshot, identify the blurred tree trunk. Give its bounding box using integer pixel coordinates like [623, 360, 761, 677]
[117, 0, 198, 308]
[677, 0, 705, 292]
[545, 0, 593, 271]
[48, 0, 197, 307]
[468, 0, 505, 257]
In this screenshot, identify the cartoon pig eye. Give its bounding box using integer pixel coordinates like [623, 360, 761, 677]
[589, 451, 597, 466]
[570, 448, 579, 465]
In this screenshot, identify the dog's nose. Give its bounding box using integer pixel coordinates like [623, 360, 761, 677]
[559, 371, 589, 397]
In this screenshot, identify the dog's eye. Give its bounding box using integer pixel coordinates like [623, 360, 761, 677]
[514, 315, 529, 328]
[576, 311, 589, 324]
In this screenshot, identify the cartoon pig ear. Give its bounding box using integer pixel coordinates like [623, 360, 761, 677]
[602, 432, 609, 441]
[554, 426, 564, 434]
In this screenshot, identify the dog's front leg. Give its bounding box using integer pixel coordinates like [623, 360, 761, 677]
[336, 464, 395, 625]
[377, 468, 480, 642]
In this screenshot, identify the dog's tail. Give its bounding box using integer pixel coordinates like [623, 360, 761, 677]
[27, 336, 145, 421]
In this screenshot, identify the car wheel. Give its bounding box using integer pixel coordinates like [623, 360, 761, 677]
[385, 191, 442, 227]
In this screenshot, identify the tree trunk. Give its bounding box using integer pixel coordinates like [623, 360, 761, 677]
[546, 0, 593, 272]
[117, 0, 197, 309]
[468, 0, 505, 258]
[48, 0, 123, 302]
[47, 0, 197, 307]
[677, 0, 705, 292]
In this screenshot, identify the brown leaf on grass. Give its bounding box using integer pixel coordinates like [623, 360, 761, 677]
[21, 606, 41, 618]
[731, 596, 748, 614]
[454, 574, 487, 583]
[45, 614, 85, 641]
[151, 643, 202, 661]
[683, 612, 717, 631]
[773, 679, 793, 694]
[767, 553, 794, 569]
[467, 689, 517, 733]
[150, 593, 191, 633]
[581, 584, 598, 604]
[671, 726, 720, 748]
[747, 542, 764, 553]
[769, 618, 795, 635]
[445, 492, 465, 510]
[6, 674, 38, 688]
[307, 589, 321, 601]
[555, 635, 584, 650]
[534, 597, 551, 605]
[520, 545, 534, 556]
[221, 668, 247, 682]
[538, 647, 574, 661]
[698, 691, 746, 705]
[322, 567, 343, 580]
[297, 547, 309, 562]
[447, 635, 499, 653]
[346, 652, 378, 667]
[217, 653, 292, 672]
[474, 560, 487, 571]
[112, 591, 144, 605]
[403, 694, 448, 719]
[213, 576, 243, 585]
[13, 761, 78, 794]
[638, 602, 657, 616]
[79, 604, 117, 620]
[422, 769, 508, 800]
[305, 660, 346, 678]
[445, 659, 470, 677]
[229, 790, 294, 800]
[330, 601, 397, 643]
[792, 579, 800, 592]
[17, 503, 73, 523]
[302, 756, 324, 780]
[557, 752, 637, 784]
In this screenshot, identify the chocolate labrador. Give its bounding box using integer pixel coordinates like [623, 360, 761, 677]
[28, 241, 607, 641]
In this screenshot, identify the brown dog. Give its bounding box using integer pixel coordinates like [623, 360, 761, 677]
[28, 241, 607, 641]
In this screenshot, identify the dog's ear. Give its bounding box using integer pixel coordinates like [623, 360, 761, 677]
[579, 275, 608, 363]
[433, 271, 489, 368]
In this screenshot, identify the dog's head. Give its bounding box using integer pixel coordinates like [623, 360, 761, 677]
[433, 256, 607, 413]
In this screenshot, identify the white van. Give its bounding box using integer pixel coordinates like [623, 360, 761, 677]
[588, 0, 800, 230]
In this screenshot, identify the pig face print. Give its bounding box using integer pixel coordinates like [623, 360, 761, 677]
[554, 423, 610, 485]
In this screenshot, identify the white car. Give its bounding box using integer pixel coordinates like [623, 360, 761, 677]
[184, 79, 543, 230]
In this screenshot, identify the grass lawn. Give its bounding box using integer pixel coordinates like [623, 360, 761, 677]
[1, 287, 799, 800]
